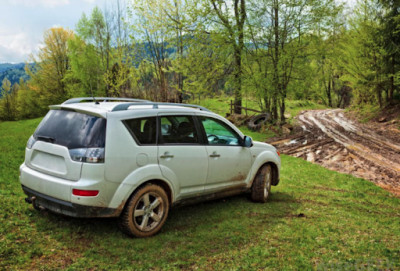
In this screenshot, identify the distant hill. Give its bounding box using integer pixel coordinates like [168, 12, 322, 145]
[0, 63, 31, 87]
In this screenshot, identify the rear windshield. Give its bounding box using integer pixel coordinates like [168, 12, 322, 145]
[34, 110, 106, 149]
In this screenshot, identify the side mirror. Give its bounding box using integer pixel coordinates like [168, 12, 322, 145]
[243, 136, 253, 148]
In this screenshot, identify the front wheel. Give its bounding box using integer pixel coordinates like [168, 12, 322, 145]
[251, 164, 272, 203]
[119, 184, 169, 238]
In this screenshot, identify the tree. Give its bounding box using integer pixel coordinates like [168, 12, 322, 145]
[26, 27, 74, 108]
[163, 0, 195, 102]
[104, 46, 139, 98]
[246, 0, 341, 123]
[16, 78, 41, 119]
[131, 0, 173, 102]
[378, 0, 400, 103]
[178, 32, 230, 101]
[208, 0, 247, 114]
[0, 78, 18, 120]
[65, 36, 105, 97]
[338, 0, 386, 107]
[313, 3, 345, 107]
[69, 8, 112, 96]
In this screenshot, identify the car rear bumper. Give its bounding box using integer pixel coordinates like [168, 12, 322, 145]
[22, 185, 119, 218]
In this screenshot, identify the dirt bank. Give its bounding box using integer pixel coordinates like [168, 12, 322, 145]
[269, 109, 400, 196]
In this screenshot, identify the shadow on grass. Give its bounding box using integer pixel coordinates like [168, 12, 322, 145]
[25, 191, 300, 268]
[29, 191, 301, 234]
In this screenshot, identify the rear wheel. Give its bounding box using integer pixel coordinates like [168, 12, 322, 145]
[119, 184, 169, 238]
[251, 164, 272, 203]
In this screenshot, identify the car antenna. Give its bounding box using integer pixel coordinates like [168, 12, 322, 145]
[90, 88, 99, 105]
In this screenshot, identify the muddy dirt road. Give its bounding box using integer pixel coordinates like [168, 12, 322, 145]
[269, 109, 400, 196]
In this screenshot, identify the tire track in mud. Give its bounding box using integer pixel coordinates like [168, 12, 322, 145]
[270, 109, 400, 196]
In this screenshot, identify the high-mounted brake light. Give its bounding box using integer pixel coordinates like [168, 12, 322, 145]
[72, 189, 99, 197]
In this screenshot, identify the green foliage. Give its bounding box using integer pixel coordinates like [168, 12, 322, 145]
[65, 36, 105, 97]
[0, 78, 18, 120]
[16, 85, 42, 119]
[338, 1, 385, 106]
[26, 27, 74, 109]
[179, 33, 230, 98]
[1, 119, 399, 270]
[68, 8, 110, 96]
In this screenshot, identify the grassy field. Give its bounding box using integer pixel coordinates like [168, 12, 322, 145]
[1, 115, 400, 270]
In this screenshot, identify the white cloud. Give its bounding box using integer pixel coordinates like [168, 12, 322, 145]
[0, 0, 101, 62]
[6, 0, 70, 8]
[0, 28, 40, 63]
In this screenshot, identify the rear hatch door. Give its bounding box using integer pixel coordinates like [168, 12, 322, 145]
[26, 109, 106, 181]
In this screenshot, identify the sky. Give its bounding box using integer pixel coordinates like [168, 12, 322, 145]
[0, 0, 106, 63]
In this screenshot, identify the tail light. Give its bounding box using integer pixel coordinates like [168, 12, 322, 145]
[69, 148, 105, 163]
[277, 150, 281, 156]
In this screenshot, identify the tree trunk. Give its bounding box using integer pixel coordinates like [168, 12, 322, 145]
[160, 67, 167, 102]
[272, 2, 279, 122]
[388, 56, 395, 103]
[234, 47, 242, 114]
[280, 97, 286, 124]
[272, 96, 278, 122]
[327, 77, 332, 107]
[263, 95, 271, 115]
[377, 85, 383, 108]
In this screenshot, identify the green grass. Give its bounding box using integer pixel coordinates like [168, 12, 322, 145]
[1, 117, 400, 270]
[347, 104, 381, 123]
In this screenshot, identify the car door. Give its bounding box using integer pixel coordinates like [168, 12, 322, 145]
[197, 116, 252, 193]
[157, 114, 208, 200]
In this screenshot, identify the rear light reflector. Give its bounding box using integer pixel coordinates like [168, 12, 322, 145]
[72, 189, 99, 197]
[277, 150, 281, 156]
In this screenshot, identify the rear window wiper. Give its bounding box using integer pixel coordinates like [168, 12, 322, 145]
[36, 136, 56, 143]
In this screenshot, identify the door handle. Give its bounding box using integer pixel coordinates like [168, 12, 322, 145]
[209, 152, 220, 158]
[160, 152, 174, 159]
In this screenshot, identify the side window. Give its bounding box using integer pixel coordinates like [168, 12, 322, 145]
[124, 117, 157, 145]
[199, 117, 241, 146]
[160, 116, 199, 144]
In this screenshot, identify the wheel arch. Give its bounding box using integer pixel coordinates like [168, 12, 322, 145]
[134, 179, 173, 205]
[250, 161, 280, 188]
[248, 149, 280, 188]
[113, 178, 174, 217]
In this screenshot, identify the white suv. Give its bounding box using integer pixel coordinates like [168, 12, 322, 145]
[20, 97, 281, 237]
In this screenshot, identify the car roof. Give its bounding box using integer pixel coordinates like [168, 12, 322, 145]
[48, 98, 244, 138]
[49, 100, 211, 118]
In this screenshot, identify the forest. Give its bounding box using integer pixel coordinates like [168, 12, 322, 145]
[0, 0, 399, 123]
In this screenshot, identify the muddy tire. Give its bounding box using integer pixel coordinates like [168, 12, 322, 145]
[248, 113, 269, 131]
[251, 164, 272, 203]
[119, 184, 169, 238]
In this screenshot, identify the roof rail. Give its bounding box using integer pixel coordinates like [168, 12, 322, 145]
[62, 97, 150, 105]
[111, 102, 211, 112]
